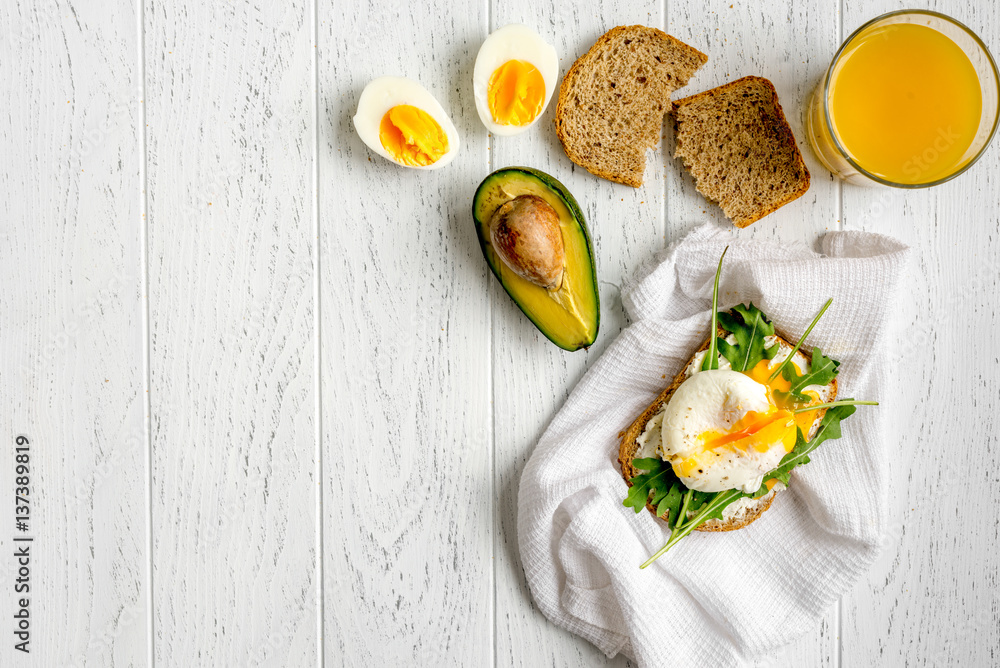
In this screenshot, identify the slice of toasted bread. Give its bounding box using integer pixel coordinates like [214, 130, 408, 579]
[555, 26, 707, 187]
[618, 328, 837, 531]
[672, 76, 810, 228]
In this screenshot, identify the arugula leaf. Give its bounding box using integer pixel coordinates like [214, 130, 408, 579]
[639, 488, 745, 568]
[716, 303, 779, 372]
[656, 484, 684, 521]
[768, 468, 793, 488]
[624, 458, 684, 524]
[636, 403, 860, 569]
[767, 298, 832, 382]
[626, 464, 737, 530]
[776, 346, 840, 404]
[763, 402, 857, 483]
[687, 490, 715, 516]
[701, 247, 728, 372]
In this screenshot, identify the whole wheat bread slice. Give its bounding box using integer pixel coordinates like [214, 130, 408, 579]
[555, 26, 707, 187]
[618, 328, 836, 531]
[672, 76, 810, 228]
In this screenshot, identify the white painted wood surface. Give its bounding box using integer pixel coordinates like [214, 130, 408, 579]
[0, 0, 147, 666]
[318, 2, 493, 665]
[144, 0, 318, 664]
[0, 0, 997, 666]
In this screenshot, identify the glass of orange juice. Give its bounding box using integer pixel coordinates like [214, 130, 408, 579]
[806, 10, 999, 187]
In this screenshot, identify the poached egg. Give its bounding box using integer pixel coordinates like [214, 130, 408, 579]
[659, 369, 794, 493]
[636, 339, 832, 494]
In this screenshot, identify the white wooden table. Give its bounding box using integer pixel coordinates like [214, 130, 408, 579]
[1, 0, 997, 665]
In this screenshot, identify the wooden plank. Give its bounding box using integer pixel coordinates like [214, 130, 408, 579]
[317, 1, 494, 665]
[0, 0, 147, 665]
[666, 1, 842, 666]
[144, 1, 318, 663]
[488, 2, 661, 667]
[839, 3, 1000, 666]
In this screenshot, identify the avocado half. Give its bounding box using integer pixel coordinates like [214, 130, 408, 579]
[473, 167, 600, 351]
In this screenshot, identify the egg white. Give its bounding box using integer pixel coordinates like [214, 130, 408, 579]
[635, 409, 789, 524]
[353, 76, 460, 170]
[473, 24, 558, 136]
[658, 369, 781, 493]
[687, 337, 834, 411]
[639, 337, 835, 494]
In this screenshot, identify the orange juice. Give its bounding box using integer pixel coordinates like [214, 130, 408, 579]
[828, 23, 982, 184]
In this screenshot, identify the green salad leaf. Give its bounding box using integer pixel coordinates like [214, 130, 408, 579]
[716, 303, 779, 372]
[638, 488, 745, 568]
[623, 458, 685, 523]
[762, 402, 857, 483]
[775, 346, 840, 405]
[632, 401, 860, 569]
[701, 247, 728, 372]
[767, 298, 832, 383]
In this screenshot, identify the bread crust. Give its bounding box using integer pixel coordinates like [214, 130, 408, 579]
[671, 76, 811, 227]
[555, 26, 707, 187]
[618, 327, 837, 531]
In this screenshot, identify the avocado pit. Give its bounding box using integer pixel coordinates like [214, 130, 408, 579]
[489, 194, 565, 290]
[472, 166, 600, 351]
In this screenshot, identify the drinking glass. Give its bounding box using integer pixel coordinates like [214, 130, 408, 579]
[805, 10, 999, 187]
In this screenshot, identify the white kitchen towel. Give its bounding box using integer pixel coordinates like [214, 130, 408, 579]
[518, 223, 910, 667]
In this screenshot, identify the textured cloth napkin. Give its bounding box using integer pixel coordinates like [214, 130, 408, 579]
[518, 223, 909, 666]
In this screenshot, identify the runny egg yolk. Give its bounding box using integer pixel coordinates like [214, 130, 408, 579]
[487, 60, 545, 126]
[746, 358, 821, 435]
[378, 105, 449, 167]
[674, 408, 797, 479]
[672, 358, 825, 482]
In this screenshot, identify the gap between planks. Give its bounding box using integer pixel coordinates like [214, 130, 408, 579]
[311, 0, 326, 664]
[136, 0, 155, 663]
[487, 1, 497, 667]
[835, 0, 844, 664]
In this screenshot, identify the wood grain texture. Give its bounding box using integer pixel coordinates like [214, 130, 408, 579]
[489, 3, 663, 667]
[144, 0, 318, 663]
[0, 0, 147, 666]
[839, 3, 1000, 667]
[317, 2, 493, 665]
[1, 0, 998, 665]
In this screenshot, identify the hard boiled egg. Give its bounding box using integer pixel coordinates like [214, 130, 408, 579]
[354, 76, 460, 169]
[658, 369, 797, 494]
[473, 24, 558, 136]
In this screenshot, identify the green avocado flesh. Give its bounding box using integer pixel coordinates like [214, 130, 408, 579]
[473, 167, 600, 351]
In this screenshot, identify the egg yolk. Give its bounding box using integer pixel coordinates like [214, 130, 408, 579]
[379, 105, 449, 167]
[674, 408, 797, 479]
[488, 60, 545, 126]
[669, 357, 827, 485]
[703, 409, 797, 453]
[746, 358, 821, 436]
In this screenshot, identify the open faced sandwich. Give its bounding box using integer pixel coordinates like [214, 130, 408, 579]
[619, 249, 876, 568]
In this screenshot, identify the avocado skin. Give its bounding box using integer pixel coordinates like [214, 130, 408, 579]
[473, 167, 600, 351]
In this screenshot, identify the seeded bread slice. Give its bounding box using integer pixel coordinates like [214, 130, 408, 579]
[555, 26, 707, 187]
[618, 328, 836, 532]
[672, 76, 810, 227]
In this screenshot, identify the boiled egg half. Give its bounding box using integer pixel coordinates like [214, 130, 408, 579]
[473, 24, 558, 135]
[354, 76, 460, 169]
